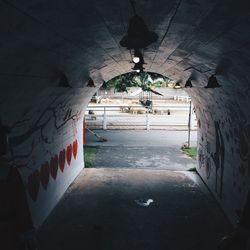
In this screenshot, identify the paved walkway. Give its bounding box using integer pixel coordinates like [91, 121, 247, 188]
[37, 130, 232, 250]
[86, 130, 197, 170]
[38, 168, 232, 250]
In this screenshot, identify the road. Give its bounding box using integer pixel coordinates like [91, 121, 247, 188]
[86, 130, 197, 170]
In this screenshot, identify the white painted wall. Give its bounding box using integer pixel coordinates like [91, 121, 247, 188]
[3, 86, 98, 227]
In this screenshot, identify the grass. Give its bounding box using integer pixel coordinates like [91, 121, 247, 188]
[84, 147, 96, 168]
[181, 146, 197, 160]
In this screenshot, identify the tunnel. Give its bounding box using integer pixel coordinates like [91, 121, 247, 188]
[0, 0, 250, 249]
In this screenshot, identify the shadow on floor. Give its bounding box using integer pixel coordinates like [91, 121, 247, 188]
[38, 168, 232, 250]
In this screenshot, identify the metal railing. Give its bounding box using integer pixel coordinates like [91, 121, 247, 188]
[85, 104, 197, 130]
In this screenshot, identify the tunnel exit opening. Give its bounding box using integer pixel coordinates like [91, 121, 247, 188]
[37, 73, 233, 250]
[84, 72, 197, 171]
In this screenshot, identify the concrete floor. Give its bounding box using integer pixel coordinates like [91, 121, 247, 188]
[38, 168, 232, 250]
[37, 131, 231, 249]
[86, 130, 197, 170]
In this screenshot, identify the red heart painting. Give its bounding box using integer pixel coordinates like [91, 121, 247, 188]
[73, 140, 78, 159]
[50, 154, 58, 180]
[66, 144, 72, 166]
[27, 170, 40, 201]
[40, 161, 50, 190]
[59, 149, 66, 172]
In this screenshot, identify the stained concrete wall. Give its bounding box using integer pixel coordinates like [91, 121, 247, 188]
[186, 73, 250, 225]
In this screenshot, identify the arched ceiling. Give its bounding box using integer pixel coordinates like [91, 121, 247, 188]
[0, 0, 250, 121]
[1, 0, 250, 88]
[1, 0, 250, 226]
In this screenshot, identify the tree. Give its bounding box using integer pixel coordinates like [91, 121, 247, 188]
[106, 72, 170, 92]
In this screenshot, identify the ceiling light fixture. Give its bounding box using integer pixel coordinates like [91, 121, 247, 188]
[58, 74, 71, 88]
[87, 78, 96, 87]
[119, 16, 158, 49]
[174, 82, 182, 89]
[120, 0, 158, 49]
[132, 49, 145, 73]
[120, 0, 158, 74]
[205, 75, 220, 88]
[185, 79, 192, 88]
[133, 57, 140, 64]
[132, 49, 143, 63]
[132, 62, 144, 73]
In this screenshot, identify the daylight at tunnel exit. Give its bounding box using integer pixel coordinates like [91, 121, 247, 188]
[0, 0, 250, 250]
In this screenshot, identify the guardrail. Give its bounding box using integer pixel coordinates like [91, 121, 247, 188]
[85, 104, 197, 130]
[174, 96, 191, 102]
[93, 94, 191, 103]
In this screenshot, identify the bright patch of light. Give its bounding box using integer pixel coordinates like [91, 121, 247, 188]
[133, 57, 140, 63]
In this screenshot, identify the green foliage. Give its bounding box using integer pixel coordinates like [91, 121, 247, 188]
[106, 72, 170, 92]
[181, 147, 197, 159]
[84, 147, 96, 168]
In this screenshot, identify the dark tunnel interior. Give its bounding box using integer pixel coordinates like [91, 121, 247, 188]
[0, 0, 250, 249]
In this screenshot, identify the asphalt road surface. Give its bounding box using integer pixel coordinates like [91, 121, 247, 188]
[86, 130, 197, 170]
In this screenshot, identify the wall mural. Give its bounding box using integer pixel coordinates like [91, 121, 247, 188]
[27, 140, 78, 201]
[6, 88, 86, 226]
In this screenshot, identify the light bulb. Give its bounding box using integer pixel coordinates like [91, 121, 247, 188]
[133, 56, 140, 63]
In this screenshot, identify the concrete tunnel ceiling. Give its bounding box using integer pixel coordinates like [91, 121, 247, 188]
[1, 0, 250, 87]
[1, 0, 250, 227]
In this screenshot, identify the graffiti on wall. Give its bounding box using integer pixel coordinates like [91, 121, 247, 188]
[7, 90, 84, 205]
[211, 121, 225, 199]
[198, 140, 212, 180]
[223, 98, 250, 198]
[194, 84, 250, 224]
[198, 122, 225, 199]
[9, 95, 82, 168]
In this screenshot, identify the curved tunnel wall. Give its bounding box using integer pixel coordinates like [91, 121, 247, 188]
[2, 70, 250, 228]
[3, 87, 96, 227]
[171, 5, 250, 222]
[0, 0, 250, 228]
[188, 75, 250, 224]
